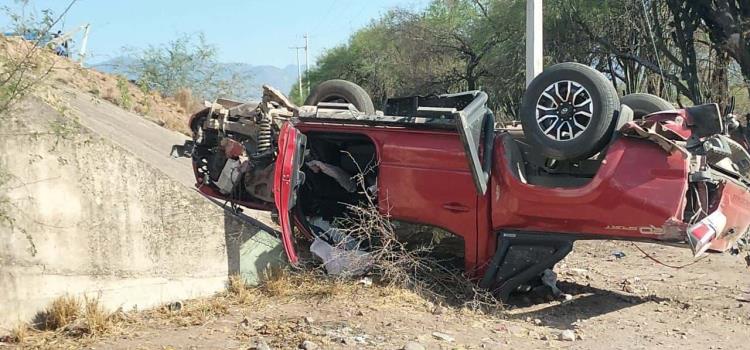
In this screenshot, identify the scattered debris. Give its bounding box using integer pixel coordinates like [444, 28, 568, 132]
[612, 250, 626, 259]
[310, 237, 372, 276]
[620, 277, 647, 294]
[249, 338, 271, 350]
[559, 329, 576, 341]
[356, 277, 373, 287]
[403, 341, 426, 350]
[299, 340, 319, 350]
[541, 269, 562, 296]
[432, 331, 455, 342]
[167, 301, 183, 312]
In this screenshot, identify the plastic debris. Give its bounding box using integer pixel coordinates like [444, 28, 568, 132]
[310, 237, 371, 276]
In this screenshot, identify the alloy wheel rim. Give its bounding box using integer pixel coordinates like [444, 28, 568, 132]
[535, 80, 594, 141]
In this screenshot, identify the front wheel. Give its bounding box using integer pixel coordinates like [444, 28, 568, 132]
[520, 62, 620, 161]
[621, 93, 673, 119]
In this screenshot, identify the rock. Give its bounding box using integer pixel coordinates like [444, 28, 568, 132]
[507, 325, 528, 337]
[570, 268, 588, 275]
[533, 318, 543, 326]
[432, 304, 446, 315]
[480, 342, 503, 350]
[249, 339, 271, 350]
[403, 341, 426, 350]
[63, 319, 91, 337]
[299, 340, 319, 350]
[559, 330, 576, 342]
[167, 301, 183, 312]
[432, 331, 455, 342]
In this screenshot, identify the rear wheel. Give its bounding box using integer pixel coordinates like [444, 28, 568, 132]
[305, 79, 376, 114]
[621, 93, 673, 119]
[520, 62, 620, 161]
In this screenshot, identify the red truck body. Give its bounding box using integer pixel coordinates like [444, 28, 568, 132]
[188, 90, 750, 297]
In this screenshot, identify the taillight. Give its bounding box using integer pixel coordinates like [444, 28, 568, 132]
[686, 211, 727, 257]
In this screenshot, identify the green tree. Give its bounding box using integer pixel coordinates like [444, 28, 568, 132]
[128, 33, 249, 100]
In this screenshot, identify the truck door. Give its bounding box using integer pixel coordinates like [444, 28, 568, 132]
[273, 121, 307, 264]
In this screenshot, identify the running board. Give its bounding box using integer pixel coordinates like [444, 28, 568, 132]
[479, 231, 574, 300]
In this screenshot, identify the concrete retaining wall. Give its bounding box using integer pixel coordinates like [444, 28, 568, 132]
[0, 98, 284, 331]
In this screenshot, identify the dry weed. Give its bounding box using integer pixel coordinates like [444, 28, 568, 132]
[259, 268, 353, 299]
[4, 322, 30, 343]
[174, 87, 200, 114]
[326, 155, 503, 313]
[82, 296, 112, 335]
[43, 294, 81, 330]
[226, 274, 261, 305]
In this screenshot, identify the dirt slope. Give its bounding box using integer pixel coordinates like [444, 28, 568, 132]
[1, 36, 195, 135]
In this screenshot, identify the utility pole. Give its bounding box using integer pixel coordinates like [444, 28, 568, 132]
[290, 46, 303, 98]
[304, 33, 309, 95]
[525, 0, 543, 86]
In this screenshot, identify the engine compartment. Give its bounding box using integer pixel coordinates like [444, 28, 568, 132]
[188, 87, 296, 208]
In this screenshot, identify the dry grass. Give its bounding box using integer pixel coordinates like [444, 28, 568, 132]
[1, 295, 121, 347]
[174, 87, 201, 114]
[5, 323, 30, 343]
[259, 268, 353, 299]
[226, 274, 261, 305]
[35, 295, 115, 335]
[43, 294, 81, 330]
[82, 296, 112, 335]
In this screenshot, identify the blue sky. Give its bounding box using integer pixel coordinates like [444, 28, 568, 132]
[1, 0, 429, 66]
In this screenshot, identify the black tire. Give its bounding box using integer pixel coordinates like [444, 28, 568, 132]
[520, 62, 620, 161]
[621, 93, 673, 119]
[304, 79, 375, 114]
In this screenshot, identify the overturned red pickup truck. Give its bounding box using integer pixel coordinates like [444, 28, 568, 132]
[183, 63, 750, 298]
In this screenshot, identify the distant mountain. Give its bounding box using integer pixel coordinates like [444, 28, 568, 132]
[89, 57, 299, 100]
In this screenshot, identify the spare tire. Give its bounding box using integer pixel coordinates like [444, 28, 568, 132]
[304, 79, 375, 114]
[621, 93, 673, 119]
[520, 62, 620, 161]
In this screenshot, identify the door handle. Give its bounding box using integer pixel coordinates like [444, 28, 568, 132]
[442, 202, 470, 213]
